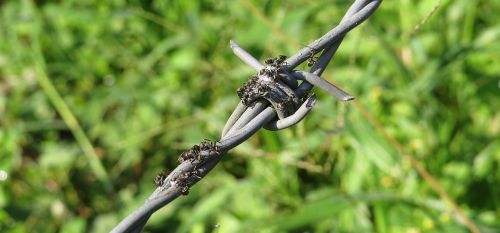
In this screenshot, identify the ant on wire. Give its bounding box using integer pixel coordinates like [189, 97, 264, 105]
[306, 46, 318, 67]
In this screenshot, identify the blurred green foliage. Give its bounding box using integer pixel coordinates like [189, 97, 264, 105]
[0, 0, 499, 232]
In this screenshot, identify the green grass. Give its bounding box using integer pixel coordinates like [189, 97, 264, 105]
[0, 0, 499, 232]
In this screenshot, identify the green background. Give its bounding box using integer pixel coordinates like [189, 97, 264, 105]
[0, 0, 498, 232]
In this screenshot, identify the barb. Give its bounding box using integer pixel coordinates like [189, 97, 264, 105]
[111, 1, 381, 232]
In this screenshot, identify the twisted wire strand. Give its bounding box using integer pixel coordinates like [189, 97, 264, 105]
[111, 1, 381, 232]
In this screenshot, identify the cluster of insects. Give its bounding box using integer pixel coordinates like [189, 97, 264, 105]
[237, 74, 268, 106]
[199, 139, 221, 154]
[171, 169, 204, 195]
[261, 54, 287, 79]
[154, 170, 191, 195]
[173, 172, 191, 195]
[237, 55, 288, 106]
[154, 140, 221, 193]
[178, 139, 221, 163]
[264, 54, 286, 68]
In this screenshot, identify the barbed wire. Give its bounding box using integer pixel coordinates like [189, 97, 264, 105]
[111, 1, 381, 232]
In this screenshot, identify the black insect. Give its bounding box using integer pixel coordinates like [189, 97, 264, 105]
[276, 55, 287, 65]
[306, 47, 318, 67]
[259, 68, 270, 76]
[307, 58, 316, 67]
[191, 170, 202, 179]
[181, 186, 190, 195]
[154, 171, 167, 187]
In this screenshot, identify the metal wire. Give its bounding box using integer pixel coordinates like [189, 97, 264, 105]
[111, 1, 381, 232]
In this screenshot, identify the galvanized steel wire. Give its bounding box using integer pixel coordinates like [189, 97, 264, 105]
[111, 1, 381, 232]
